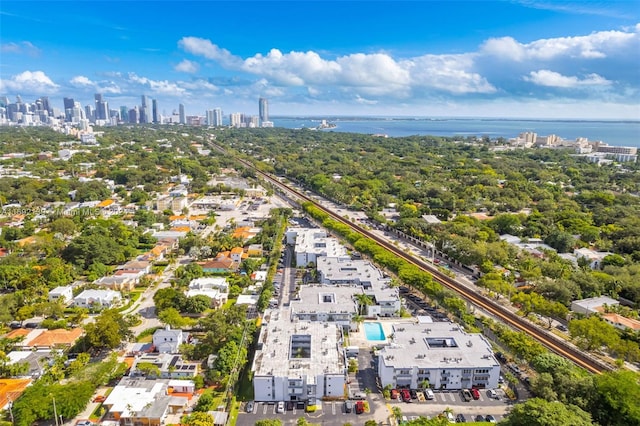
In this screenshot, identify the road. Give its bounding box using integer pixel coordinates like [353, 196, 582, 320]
[125, 256, 191, 336]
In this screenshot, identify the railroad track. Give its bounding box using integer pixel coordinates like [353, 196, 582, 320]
[225, 149, 613, 375]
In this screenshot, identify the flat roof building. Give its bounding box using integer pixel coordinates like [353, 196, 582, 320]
[571, 296, 619, 316]
[286, 228, 347, 266]
[377, 322, 500, 390]
[317, 257, 400, 317]
[252, 308, 346, 402]
[290, 285, 359, 329]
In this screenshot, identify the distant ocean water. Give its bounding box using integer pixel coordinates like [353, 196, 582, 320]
[271, 117, 640, 148]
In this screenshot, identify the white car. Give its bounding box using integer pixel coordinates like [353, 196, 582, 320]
[276, 401, 285, 413]
[487, 389, 499, 399]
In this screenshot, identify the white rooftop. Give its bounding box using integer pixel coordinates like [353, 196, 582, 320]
[253, 308, 345, 378]
[291, 285, 359, 315]
[379, 322, 498, 369]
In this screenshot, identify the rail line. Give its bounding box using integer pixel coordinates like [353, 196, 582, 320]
[227, 150, 613, 375]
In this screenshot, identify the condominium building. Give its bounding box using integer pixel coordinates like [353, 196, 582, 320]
[290, 285, 359, 330]
[285, 228, 347, 266]
[252, 308, 346, 402]
[377, 322, 500, 390]
[317, 257, 401, 317]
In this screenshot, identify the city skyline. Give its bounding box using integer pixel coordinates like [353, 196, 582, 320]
[1, 1, 639, 119]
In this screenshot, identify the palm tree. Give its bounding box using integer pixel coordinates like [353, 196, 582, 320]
[354, 294, 373, 317]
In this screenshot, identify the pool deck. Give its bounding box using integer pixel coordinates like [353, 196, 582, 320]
[349, 318, 417, 349]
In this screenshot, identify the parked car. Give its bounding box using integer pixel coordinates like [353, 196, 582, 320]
[556, 324, 568, 332]
[351, 392, 366, 400]
[276, 401, 285, 413]
[77, 422, 93, 426]
[401, 389, 412, 402]
[444, 411, 455, 423]
[456, 413, 467, 423]
[485, 414, 497, 423]
[498, 375, 505, 384]
[409, 389, 418, 399]
[391, 389, 399, 400]
[475, 415, 485, 422]
[487, 389, 499, 399]
[471, 388, 480, 400]
[245, 401, 254, 413]
[93, 395, 106, 403]
[424, 388, 435, 400]
[286, 401, 294, 411]
[344, 401, 353, 413]
[461, 389, 472, 402]
[355, 401, 365, 414]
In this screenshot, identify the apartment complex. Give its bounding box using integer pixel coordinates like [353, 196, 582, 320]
[377, 322, 500, 390]
[317, 256, 401, 317]
[286, 228, 347, 266]
[252, 308, 346, 402]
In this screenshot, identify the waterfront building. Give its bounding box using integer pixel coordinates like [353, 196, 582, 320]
[259, 97, 269, 124]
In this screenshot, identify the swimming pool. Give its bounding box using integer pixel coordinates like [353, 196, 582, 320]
[364, 322, 386, 341]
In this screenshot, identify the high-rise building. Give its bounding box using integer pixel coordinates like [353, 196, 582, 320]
[120, 106, 129, 123]
[63, 97, 75, 121]
[128, 106, 139, 124]
[94, 93, 108, 121]
[259, 97, 269, 123]
[152, 99, 159, 124]
[213, 108, 223, 126]
[230, 112, 244, 127]
[179, 104, 185, 124]
[140, 95, 150, 124]
[85, 105, 94, 123]
[206, 109, 215, 126]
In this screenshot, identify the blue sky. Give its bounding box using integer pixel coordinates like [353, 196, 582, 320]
[1, 1, 639, 118]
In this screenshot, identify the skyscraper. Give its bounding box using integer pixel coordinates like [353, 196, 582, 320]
[179, 104, 185, 124]
[206, 109, 215, 126]
[259, 97, 269, 123]
[152, 99, 159, 124]
[140, 95, 150, 124]
[120, 106, 129, 123]
[94, 93, 108, 121]
[63, 97, 75, 121]
[213, 108, 223, 126]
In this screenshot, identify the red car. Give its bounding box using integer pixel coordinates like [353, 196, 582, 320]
[93, 395, 106, 403]
[391, 389, 399, 400]
[471, 388, 480, 400]
[355, 401, 365, 414]
[401, 389, 412, 402]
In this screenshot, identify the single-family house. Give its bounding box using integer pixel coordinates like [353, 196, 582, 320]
[74, 289, 122, 309]
[48, 286, 73, 305]
[153, 326, 185, 354]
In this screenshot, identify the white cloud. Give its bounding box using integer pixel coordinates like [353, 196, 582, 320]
[174, 59, 199, 73]
[70, 75, 121, 94]
[524, 70, 612, 87]
[127, 73, 187, 97]
[0, 70, 58, 93]
[179, 37, 495, 96]
[405, 54, 496, 94]
[0, 41, 41, 56]
[178, 37, 241, 66]
[70, 75, 94, 86]
[354, 95, 378, 105]
[482, 27, 638, 61]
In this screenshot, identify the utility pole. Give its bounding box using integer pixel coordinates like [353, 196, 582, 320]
[53, 396, 59, 426]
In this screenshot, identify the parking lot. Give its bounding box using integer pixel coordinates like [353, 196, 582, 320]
[236, 400, 383, 426]
[388, 387, 512, 422]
